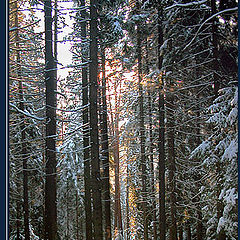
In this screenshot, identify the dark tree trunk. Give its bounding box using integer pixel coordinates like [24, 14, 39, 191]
[196, 210, 203, 240]
[16, 182, 21, 240]
[44, 0, 57, 239]
[89, 0, 103, 239]
[148, 90, 157, 240]
[186, 221, 191, 240]
[113, 96, 123, 237]
[14, 2, 30, 239]
[137, 22, 148, 240]
[211, 0, 220, 98]
[76, 191, 79, 240]
[126, 159, 130, 240]
[167, 90, 177, 240]
[157, 5, 166, 240]
[54, 0, 57, 61]
[21, 95, 30, 240]
[178, 225, 183, 240]
[66, 179, 69, 239]
[211, 1, 226, 239]
[100, 49, 112, 240]
[194, 110, 203, 240]
[113, 129, 123, 236]
[80, 1, 93, 239]
[145, 36, 157, 240]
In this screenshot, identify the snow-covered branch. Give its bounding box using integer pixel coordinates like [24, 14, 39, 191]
[183, 7, 238, 51]
[165, 0, 208, 10]
[9, 103, 46, 121]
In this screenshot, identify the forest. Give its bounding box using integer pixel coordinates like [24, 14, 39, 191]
[8, 0, 238, 239]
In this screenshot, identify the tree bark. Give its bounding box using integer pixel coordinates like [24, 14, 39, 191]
[211, 1, 226, 239]
[126, 158, 130, 240]
[194, 110, 203, 240]
[113, 87, 123, 237]
[14, 1, 30, 239]
[76, 191, 79, 240]
[100, 49, 112, 240]
[186, 221, 191, 240]
[89, 0, 103, 239]
[80, 1, 93, 239]
[167, 91, 177, 240]
[178, 225, 183, 240]
[211, 0, 220, 98]
[157, 5, 166, 240]
[148, 90, 157, 240]
[16, 181, 21, 240]
[145, 36, 157, 240]
[44, 0, 57, 238]
[137, 21, 148, 240]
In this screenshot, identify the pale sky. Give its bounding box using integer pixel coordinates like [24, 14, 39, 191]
[34, 0, 74, 79]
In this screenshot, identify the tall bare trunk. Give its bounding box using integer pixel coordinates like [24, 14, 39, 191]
[89, 0, 103, 238]
[14, 2, 30, 239]
[157, 5, 166, 240]
[167, 90, 177, 240]
[211, 0, 220, 98]
[126, 158, 130, 240]
[178, 225, 183, 240]
[113, 100, 123, 237]
[44, 0, 57, 238]
[145, 37, 157, 239]
[137, 24, 148, 240]
[80, 0, 93, 239]
[16, 182, 21, 240]
[100, 49, 112, 240]
[186, 221, 191, 240]
[163, 28, 177, 240]
[148, 90, 157, 240]
[211, 1, 226, 239]
[76, 191, 79, 240]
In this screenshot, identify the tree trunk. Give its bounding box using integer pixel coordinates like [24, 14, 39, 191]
[211, 1, 226, 239]
[16, 181, 21, 240]
[89, 0, 103, 239]
[66, 178, 69, 239]
[144, 33, 157, 240]
[113, 101, 123, 237]
[14, 1, 30, 239]
[157, 5, 166, 240]
[211, 0, 220, 98]
[44, 0, 57, 238]
[196, 210, 203, 240]
[54, 0, 57, 62]
[136, 22, 148, 240]
[148, 90, 157, 240]
[126, 158, 130, 240]
[178, 225, 183, 240]
[167, 90, 177, 240]
[194, 110, 203, 240]
[186, 221, 191, 240]
[100, 49, 112, 240]
[80, 0, 93, 239]
[76, 191, 79, 240]
[14, 2, 30, 239]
